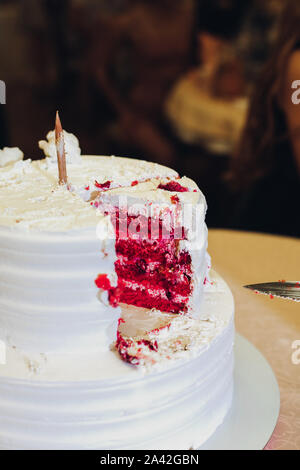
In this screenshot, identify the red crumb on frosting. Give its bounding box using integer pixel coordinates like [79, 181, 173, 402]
[137, 339, 158, 351]
[95, 275, 120, 307]
[170, 195, 179, 204]
[108, 287, 121, 308]
[270, 294, 274, 299]
[151, 323, 171, 335]
[95, 274, 112, 290]
[131, 180, 139, 186]
[116, 333, 136, 364]
[85, 186, 90, 190]
[116, 331, 158, 365]
[158, 181, 189, 192]
[95, 180, 111, 190]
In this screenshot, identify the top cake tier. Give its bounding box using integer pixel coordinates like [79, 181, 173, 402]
[0, 152, 209, 356]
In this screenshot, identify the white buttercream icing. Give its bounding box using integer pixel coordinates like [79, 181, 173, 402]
[39, 130, 82, 165]
[37, 154, 178, 192]
[0, 147, 23, 167]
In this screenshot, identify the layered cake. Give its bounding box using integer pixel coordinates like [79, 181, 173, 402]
[0, 129, 234, 449]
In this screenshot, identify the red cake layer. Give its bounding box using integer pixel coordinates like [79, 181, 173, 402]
[96, 206, 193, 314]
[115, 258, 191, 290]
[158, 181, 189, 192]
[117, 279, 189, 313]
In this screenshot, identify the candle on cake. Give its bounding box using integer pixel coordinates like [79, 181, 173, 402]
[55, 111, 68, 185]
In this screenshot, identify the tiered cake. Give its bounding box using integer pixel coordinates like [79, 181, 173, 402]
[0, 132, 234, 449]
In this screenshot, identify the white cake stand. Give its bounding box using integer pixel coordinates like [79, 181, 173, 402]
[199, 333, 280, 450]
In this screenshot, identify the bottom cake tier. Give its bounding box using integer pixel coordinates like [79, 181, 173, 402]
[0, 271, 234, 450]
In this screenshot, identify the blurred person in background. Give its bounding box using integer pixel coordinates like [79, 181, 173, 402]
[165, 0, 283, 156]
[234, 0, 283, 87]
[165, 0, 251, 227]
[196, 0, 283, 90]
[165, 0, 250, 158]
[227, 0, 300, 238]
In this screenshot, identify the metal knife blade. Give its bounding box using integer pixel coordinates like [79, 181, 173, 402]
[244, 282, 300, 302]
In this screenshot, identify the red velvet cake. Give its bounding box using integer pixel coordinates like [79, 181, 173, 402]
[0, 147, 234, 450]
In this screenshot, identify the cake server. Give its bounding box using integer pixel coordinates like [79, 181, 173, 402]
[244, 282, 300, 302]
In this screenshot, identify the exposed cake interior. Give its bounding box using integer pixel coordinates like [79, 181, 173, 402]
[96, 206, 193, 314]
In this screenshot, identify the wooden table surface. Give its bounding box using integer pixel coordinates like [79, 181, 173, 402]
[208, 229, 300, 450]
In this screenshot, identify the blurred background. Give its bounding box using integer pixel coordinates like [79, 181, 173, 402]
[0, 0, 299, 236]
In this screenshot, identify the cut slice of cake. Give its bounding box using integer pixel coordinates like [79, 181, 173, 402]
[94, 176, 208, 317]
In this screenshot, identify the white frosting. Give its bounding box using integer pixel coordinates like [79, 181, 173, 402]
[0, 225, 120, 353]
[0, 156, 177, 231]
[39, 130, 82, 165]
[0, 271, 234, 450]
[0, 163, 105, 231]
[0, 147, 23, 167]
[37, 155, 178, 194]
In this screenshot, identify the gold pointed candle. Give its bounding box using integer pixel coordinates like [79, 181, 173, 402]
[55, 111, 68, 185]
